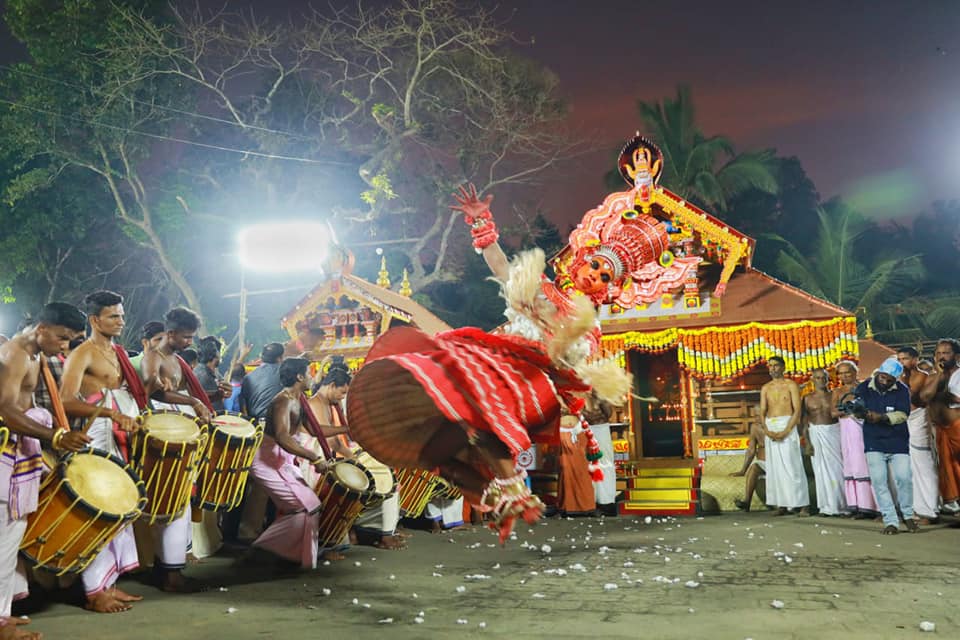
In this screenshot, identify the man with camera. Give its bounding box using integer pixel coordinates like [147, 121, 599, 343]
[855, 357, 917, 534]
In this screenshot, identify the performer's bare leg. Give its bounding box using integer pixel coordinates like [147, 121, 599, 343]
[735, 464, 763, 511]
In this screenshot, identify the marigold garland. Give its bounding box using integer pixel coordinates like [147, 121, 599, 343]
[599, 317, 858, 380]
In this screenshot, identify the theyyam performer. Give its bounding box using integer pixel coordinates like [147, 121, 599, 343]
[348, 135, 704, 539]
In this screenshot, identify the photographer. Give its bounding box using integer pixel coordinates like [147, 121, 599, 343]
[855, 357, 916, 534]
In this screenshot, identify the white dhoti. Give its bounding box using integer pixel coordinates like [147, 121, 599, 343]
[81, 390, 140, 595]
[80, 528, 139, 596]
[425, 496, 465, 528]
[764, 416, 810, 508]
[87, 388, 141, 458]
[0, 504, 28, 616]
[354, 493, 401, 535]
[907, 407, 939, 518]
[808, 423, 846, 515]
[148, 400, 222, 561]
[590, 423, 617, 506]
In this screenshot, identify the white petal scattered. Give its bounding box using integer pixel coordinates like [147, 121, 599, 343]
[770, 600, 785, 609]
[354, 561, 362, 567]
[478, 622, 487, 629]
[688, 608, 695, 613]
[684, 581, 700, 588]
[413, 617, 424, 624]
[455, 586, 466, 593]
[531, 592, 547, 599]
[465, 574, 491, 580]
[323, 560, 331, 566]
[378, 618, 393, 624]
[412, 593, 419, 599]
[225, 607, 238, 614]
[321, 588, 331, 596]
[541, 544, 553, 554]
[351, 598, 359, 605]
[793, 542, 804, 548]
[457, 618, 469, 625]
[919, 621, 936, 632]
[644, 516, 652, 524]
[218, 587, 229, 592]
[492, 563, 501, 570]
[603, 583, 619, 591]
[389, 574, 396, 580]
[363, 603, 371, 609]
[432, 572, 443, 577]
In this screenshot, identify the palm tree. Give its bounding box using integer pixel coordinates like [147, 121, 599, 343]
[610, 85, 779, 212]
[766, 201, 926, 339]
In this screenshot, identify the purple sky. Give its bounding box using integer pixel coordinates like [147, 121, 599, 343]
[2, 1, 957, 227]
[504, 0, 960, 225]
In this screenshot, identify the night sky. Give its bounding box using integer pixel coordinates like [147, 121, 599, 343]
[505, 0, 960, 226]
[2, 0, 958, 227]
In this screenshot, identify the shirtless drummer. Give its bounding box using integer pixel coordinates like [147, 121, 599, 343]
[59, 291, 145, 613]
[1, 303, 90, 638]
[140, 306, 211, 593]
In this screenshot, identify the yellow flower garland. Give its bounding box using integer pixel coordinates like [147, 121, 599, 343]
[600, 317, 858, 380]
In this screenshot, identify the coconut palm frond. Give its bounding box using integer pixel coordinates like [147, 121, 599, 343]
[774, 250, 827, 299]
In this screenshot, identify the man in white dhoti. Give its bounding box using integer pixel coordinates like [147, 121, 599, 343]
[60, 291, 145, 613]
[141, 306, 213, 592]
[802, 369, 846, 516]
[760, 356, 810, 515]
[898, 347, 939, 523]
[1, 303, 90, 634]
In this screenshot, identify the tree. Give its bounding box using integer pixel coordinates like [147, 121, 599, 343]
[0, 0, 206, 315]
[766, 200, 925, 339]
[104, 0, 586, 301]
[609, 85, 778, 213]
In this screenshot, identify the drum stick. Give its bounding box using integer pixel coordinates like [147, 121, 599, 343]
[79, 394, 110, 434]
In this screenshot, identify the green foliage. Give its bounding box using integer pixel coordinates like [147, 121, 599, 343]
[619, 85, 778, 212]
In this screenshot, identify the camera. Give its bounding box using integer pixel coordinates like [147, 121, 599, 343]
[836, 392, 868, 419]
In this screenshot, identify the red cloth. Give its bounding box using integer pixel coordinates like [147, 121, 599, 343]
[113, 344, 148, 461]
[177, 355, 214, 413]
[299, 394, 334, 461]
[359, 326, 589, 458]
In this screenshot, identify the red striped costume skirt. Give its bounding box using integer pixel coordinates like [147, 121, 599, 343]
[347, 326, 589, 474]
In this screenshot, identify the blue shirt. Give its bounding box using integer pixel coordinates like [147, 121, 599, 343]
[855, 377, 911, 454]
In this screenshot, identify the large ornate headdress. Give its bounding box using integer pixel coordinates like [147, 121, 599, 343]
[559, 133, 700, 308]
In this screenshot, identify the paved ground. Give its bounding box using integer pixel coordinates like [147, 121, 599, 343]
[16, 513, 960, 640]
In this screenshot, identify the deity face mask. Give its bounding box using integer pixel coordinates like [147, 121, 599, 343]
[574, 256, 617, 295]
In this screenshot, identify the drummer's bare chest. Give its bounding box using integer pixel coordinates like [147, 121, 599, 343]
[159, 356, 183, 388]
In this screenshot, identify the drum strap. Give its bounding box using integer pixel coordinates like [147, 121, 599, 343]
[40, 357, 70, 431]
[299, 394, 334, 461]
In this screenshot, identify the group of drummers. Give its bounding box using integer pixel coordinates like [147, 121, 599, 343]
[0, 290, 464, 638]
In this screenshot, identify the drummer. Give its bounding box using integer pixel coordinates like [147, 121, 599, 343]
[305, 359, 406, 551]
[59, 291, 146, 613]
[140, 306, 211, 592]
[0, 303, 90, 634]
[249, 358, 348, 569]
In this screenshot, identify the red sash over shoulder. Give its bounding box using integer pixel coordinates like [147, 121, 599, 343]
[113, 344, 148, 460]
[177, 355, 214, 413]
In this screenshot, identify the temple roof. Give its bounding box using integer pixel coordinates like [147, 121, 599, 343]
[600, 265, 853, 335]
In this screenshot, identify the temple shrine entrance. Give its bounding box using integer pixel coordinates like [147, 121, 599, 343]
[629, 349, 685, 458]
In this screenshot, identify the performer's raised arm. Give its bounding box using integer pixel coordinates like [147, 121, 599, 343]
[450, 183, 510, 281]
